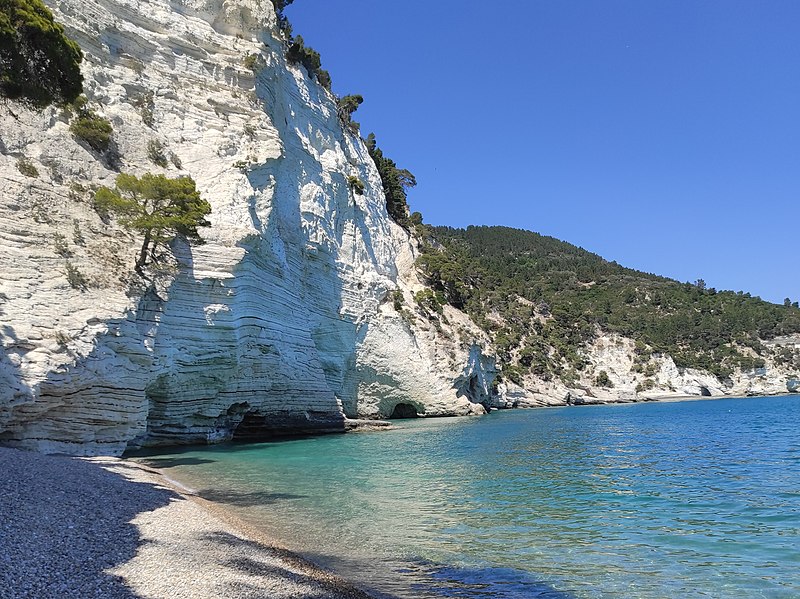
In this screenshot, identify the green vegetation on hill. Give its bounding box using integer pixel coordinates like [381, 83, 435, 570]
[0, 0, 83, 107]
[417, 225, 800, 382]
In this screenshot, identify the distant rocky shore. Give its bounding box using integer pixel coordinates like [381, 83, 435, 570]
[0, 447, 372, 599]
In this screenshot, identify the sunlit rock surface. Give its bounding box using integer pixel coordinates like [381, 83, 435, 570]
[0, 0, 493, 455]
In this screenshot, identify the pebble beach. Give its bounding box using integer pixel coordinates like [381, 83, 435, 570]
[0, 447, 373, 599]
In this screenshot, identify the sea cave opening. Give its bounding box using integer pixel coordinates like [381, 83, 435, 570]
[389, 403, 419, 419]
[232, 411, 269, 441]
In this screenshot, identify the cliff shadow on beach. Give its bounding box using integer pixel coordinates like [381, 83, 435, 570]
[0, 447, 177, 598]
[0, 447, 372, 599]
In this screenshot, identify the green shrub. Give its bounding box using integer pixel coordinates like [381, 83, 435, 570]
[337, 94, 363, 121]
[131, 90, 155, 127]
[0, 0, 83, 107]
[284, 34, 331, 88]
[72, 221, 84, 245]
[147, 139, 168, 167]
[16, 156, 39, 178]
[392, 289, 404, 311]
[52, 232, 71, 257]
[365, 133, 416, 227]
[409, 211, 425, 237]
[316, 69, 331, 90]
[286, 35, 321, 76]
[595, 370, 613, 388]
[70, 110, 113, 153]
[64, 261, 88, 290]
[244, 53, 263, 72]
[271, 0, 294, 12]
[635, 378, 656, 393]
[337, 95, 363, 134]
[271, 0, 294, 34]
[414, 288, 444, 315]
[346, 175, 365, 195]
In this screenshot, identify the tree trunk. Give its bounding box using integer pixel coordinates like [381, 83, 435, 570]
[135, 229, 152, 273]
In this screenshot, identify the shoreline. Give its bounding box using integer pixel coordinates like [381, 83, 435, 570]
[642, 390, 798, 403]
[0, 447, 374, 599]
[564, 390, 798, 407]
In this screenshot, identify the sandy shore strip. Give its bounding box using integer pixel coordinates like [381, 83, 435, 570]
[0, 447, 374, 599]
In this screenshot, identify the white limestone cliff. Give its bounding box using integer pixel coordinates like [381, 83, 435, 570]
[0, 0, 493, 455]
[497, 332, 798, 407]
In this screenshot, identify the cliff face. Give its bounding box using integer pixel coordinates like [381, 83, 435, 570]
[497, 333, 798, 409]
[0, 0, 492, 455]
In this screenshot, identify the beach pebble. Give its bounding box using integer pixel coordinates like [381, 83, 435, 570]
[0, 448, 372, 599]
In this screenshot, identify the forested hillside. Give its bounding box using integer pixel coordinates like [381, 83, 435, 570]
[417, 225, 800, 384]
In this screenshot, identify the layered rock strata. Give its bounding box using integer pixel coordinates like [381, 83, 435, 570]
[0, 0, 493, 455]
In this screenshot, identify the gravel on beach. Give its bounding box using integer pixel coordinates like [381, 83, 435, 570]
[0, 447, 374, 599]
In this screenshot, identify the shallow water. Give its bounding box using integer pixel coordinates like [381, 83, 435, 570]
[135, 395, 800, 598]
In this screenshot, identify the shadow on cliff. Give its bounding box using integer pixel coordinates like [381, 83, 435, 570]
[0, 447, 177, 597]
[242, 60, 376, 421]
[0, 323, 26, 413]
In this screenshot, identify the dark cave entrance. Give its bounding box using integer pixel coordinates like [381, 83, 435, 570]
[231, 411, 269, 441]
[389, 403, 419, 419]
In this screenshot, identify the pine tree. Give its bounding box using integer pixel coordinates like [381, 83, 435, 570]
[94, 174, 211, 272]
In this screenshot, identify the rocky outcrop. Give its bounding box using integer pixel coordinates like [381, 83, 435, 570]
[0, 0, 493, 455]
[500, 333, 798, 407]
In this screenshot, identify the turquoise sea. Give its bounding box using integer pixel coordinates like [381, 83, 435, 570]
[136, 396, 800, 598]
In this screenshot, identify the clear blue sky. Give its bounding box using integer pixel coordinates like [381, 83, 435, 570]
[285, 1, 799, 304]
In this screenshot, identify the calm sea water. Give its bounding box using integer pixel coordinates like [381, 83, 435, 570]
[135, 396, 800, 598]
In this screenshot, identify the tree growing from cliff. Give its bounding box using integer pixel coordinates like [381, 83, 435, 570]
[0, 0, 83, 107]
[270, 0, 294, 33]
[94, 173, 211, 273]
[337, 94, 363, 133]
[286, 35, 320, 75]
[365, 133, 416, 228]
[271, 0, 294, 11]
[337, 94, 362, 119]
